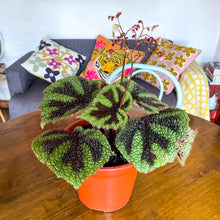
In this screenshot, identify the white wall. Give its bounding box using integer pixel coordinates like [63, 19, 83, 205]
[0, 0, 220, 68]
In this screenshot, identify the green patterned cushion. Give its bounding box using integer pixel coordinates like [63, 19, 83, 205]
[21, 38, 86, 83]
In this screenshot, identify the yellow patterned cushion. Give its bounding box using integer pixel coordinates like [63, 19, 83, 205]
[137, 40, 201, 94]
[180, 60, 210, 120]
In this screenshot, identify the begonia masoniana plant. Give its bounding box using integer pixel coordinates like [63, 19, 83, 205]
[32, 13, 196, 189]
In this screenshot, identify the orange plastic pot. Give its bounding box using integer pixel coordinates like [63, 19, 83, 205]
[77, 163, 138, 212]
[65, 119, 138, 212]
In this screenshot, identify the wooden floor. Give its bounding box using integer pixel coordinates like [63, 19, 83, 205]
[0, 108, 9, 123]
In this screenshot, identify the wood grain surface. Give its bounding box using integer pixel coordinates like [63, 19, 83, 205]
[0, 110, 220, 219]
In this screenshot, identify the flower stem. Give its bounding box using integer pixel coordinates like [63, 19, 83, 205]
[119, 61, 134, 109]
[120, 54, 126, 85]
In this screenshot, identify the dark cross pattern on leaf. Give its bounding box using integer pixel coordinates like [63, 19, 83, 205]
[78, 84, 132, 130]
[40, 77, 99, 122]
[41, 129, 103, 173]
[118, 108, 185, 166]
[90, 86, 130, 126]
[122, 80, 167, 113]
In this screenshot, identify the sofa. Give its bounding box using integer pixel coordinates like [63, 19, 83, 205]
[5, 37, 209, 120]
[6, 38, 177, 119]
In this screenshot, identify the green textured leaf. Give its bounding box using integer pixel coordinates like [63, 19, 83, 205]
[79, 84, 133, 130]
[176, 127, 197, 166]
[120, 79, 167, 114]
[32, 127, 111, 189]
[39, 76, 99, 128]
[115, 107, 190, 173]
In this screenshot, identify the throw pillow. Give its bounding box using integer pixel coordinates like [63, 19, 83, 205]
[79, 35, 147, 83]
[137, 39, 201, 94]
[21, 38, 86, 83]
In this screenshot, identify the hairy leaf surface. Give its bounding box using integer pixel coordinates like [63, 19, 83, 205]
[79, 84, 132, 130]
[39, 76, 99, 128]
[176, 127, 197, 166]
[32, 127, 111, 189]
[116, 107, 190, 173]
[120, 79, 167, 114]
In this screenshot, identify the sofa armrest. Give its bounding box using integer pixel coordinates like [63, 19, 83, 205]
[5, 51, 37, 97]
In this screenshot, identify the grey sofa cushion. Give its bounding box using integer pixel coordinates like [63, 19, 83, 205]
[9, 78, 50, 118]
[6, 52, 37, 97]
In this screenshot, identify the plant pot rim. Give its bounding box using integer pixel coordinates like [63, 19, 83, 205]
[64, 118, 90, 132]
[99, 162, 133, 171]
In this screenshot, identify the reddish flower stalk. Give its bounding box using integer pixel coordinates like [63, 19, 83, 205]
[120, 54, 127, 85]
[108, 12, 160, 109]
[119, 61, 134, 109]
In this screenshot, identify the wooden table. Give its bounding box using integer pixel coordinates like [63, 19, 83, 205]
[0, 110, 220, 219]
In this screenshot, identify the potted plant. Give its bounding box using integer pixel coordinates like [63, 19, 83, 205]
[32, 13, 197, 212]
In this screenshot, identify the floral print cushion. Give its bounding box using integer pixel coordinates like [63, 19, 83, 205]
[21, 38, 86, 83]
[137, 40, 201, 94]
[80, 35, 145, 83]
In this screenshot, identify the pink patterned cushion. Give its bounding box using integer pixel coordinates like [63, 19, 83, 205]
[137, 40, 201, 94]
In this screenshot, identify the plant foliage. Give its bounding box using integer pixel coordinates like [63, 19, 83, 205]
[115, 107, 189, 173]
[32, 127, 111, 189]
[32, 12, 196, 191]
[39, 76, 99, 128]
[79, 84, 132, 130]
[32, 74, 196, 189]
[120, 79, 167, 114]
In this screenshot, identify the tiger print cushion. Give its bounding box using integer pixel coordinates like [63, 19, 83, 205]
[80, 35, 146, 83]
